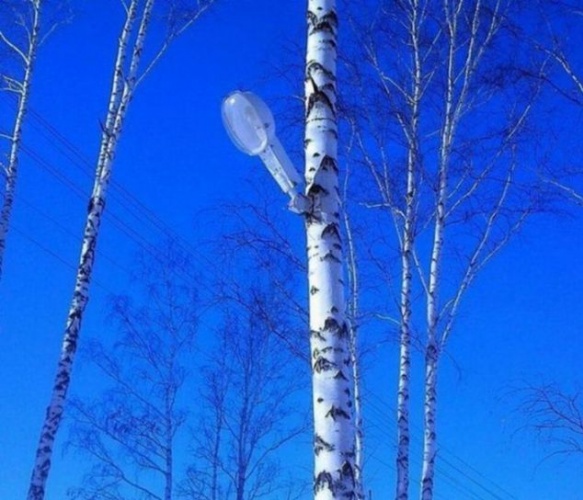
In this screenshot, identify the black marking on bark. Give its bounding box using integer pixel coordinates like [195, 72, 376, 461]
[306, 211, 321, 225]
[426, 341, 440, 361]
[340, 460, 356, 483]
[321, 251, 341, 263]
[334, 370, 348, 381]
[307, 10, 338, 34]
[306, 60, 336, 81]
[322, 222, 341, 240]
[310, 285, 320, 295]
[326, 405, 350, 421]
[331, 306, 338, 313]
[325, 38, 337, 49]
[87, 196, 105, 215]
[308, 182, 329, 198]
[314, 356, 335, 373]
[306, 76, 335, 118]
[311, 329, 326, 341]
[338, 323, 349, 339]
[314, 471, 334, 493]
[323, 317, 340, 333]
[314, 434, 335, 455]
[317, 397, 324, 403]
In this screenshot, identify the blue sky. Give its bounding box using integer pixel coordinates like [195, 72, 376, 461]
[1, 0, 582, 499]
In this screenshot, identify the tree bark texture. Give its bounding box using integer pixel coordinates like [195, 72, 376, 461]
[27, 2, 154, 498]
[344, 209, 364, 498]
[0, 0, 41, 280]
[304, 1, 358, 498]
[395, 2, 423, 496]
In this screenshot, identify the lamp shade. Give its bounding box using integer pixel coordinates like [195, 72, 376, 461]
[221, 91, 276, 156]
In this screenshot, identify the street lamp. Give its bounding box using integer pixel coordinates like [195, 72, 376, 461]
[221, 91, 311, 214]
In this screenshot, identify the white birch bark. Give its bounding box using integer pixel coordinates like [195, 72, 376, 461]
[395, 2, 425, 497]
[349, 1, 533, 498]
[305, 1, 358, 498]
[27, 2, 153, 498]
[419, 2, 457, 494]
[0, 0, 41, 279]
[396, 163, 414, 500]
[420, 2, 503, 497]
[343, 204, 364, 498]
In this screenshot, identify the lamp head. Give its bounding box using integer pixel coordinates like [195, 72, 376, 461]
[221, 91, 276, 156]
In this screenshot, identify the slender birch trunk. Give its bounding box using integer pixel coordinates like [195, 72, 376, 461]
[305, 1, 357, 498]
[343, 206, 364, 497]
[0, 0, 41, 280]
[419, 151, 446, 500]
[419, 4, 457, 497]
[27, 2, 154, 498]
[395, 2, 423, 497]
[396, 170, 414, 500]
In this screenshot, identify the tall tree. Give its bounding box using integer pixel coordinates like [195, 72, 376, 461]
[66, 243, 198, 500]
[0, 0, 42, 279]
[304, 1, 359, 497]
[27, 2, 215, 497]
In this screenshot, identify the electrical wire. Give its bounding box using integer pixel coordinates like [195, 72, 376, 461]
[2, 98, 519, 500]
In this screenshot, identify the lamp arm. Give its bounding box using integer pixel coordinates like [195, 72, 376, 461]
[259, 136, 302, 196]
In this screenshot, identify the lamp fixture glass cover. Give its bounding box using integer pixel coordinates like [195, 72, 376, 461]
[221, 91, 275, 156]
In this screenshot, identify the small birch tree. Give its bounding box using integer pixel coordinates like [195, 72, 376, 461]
[66, 244, 198, 500]
[27, 2, 215, 498]
[0, 0, 42, 279]
[181, 298, 307, 500]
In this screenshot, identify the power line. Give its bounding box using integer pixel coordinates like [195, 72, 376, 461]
[10, 224, 115, 296]
[359, 387, 517, 500]
[5, 98, 519, 500]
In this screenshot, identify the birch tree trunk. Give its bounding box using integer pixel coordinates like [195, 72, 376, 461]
[395, 2, 424, 497]
[27, 2, 153, 497]
[305, 1, 358, 497]
[344, 208, 364, 498]
[0, 0, 41, 280]
[419, 2, 456, 494]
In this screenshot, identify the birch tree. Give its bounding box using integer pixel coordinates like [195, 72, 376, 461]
[66, 244, 198, 500]
[180, 297, 307, 500]
[345, 1, 542, 498]
[304, 1, 359, 497]
[27, 2, 214, 498]
[342, 169, 366, 499]
[0, 0, 42, 279]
